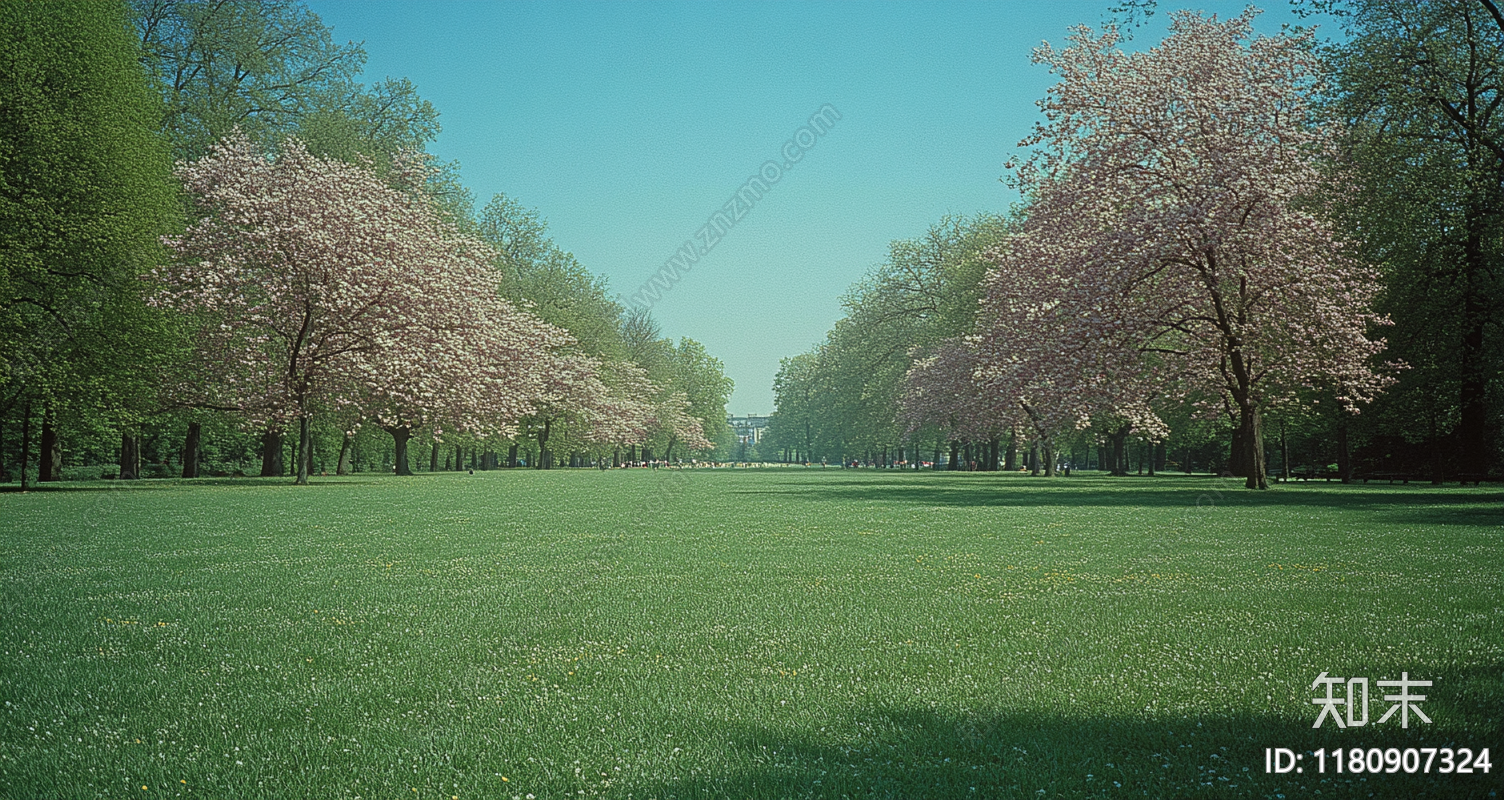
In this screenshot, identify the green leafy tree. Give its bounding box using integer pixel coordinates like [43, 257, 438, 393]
[1324, 0, 1504, 475]
[768, 353, 820, 462]
[131, 0, 366, 160]
[665, 338, 733, 459]
[771, 215, 1013, 466]
[478, 194, 627, 362]
[1, 0, 180, 486]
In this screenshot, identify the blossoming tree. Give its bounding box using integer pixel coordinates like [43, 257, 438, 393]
[982, 10, 1391, 489]
[898, 339, 1015, 470]
[157, 133, 562, 482]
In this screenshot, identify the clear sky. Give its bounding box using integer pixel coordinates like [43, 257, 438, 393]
[304, 0, 1335, 416]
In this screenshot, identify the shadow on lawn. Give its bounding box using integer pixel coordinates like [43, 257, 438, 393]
[730, 474, 1504, 529]
[629, 666, 1502, 799]
[0, 475, 388, 493]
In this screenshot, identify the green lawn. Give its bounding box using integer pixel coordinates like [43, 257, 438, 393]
[1, 469, 1500, 799]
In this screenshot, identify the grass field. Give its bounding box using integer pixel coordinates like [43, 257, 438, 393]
[1, 468, 1500, 799]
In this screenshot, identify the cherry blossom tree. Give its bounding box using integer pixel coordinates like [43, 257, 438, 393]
[899, 339, 1013, 469]
[984, 10, 1392, 489]
[584, 360, 658, 465]
[513, 352, 612, 470]
[971, 238, 1171, 476]
[156, 133, 562, 482]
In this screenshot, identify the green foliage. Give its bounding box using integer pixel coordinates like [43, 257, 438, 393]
[1323, 0, 1504, 471]
[668, 338, 734, 446]
[478, 193, 627, 362]
[476, 194, 730, 460]
[771, 214, 1012, 461]
[131, 0, 366, 161]
[295, 77, 440, 164]
[132, 0, 463, 219]
[767, 352, 822, 460]
[618, 309, 675, 386]
[0, 0, 181, 425]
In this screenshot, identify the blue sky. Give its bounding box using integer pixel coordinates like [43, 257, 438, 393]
[305, 1, 1336, 415]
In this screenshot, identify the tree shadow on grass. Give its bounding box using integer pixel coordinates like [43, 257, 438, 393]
[0, 476, 391, 493]
[628, 664, 1502, 799]
[729, 474, 1504, 528]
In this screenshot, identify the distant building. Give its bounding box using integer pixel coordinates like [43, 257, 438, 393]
[727, 414, 770, 445]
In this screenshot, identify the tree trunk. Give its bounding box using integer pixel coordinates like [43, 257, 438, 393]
[1029, 440, 1040, 476]
[1279, 421, 1288, 483]
[260, 430, 283, 477]
[1005, 429, 1018, 471]
[182, 422, 202, 478]
[932, 439, 942, 471]
[1336, 419, 1352, 484]
[39, 415, 60, 482]
[536, 419, 552, 469]
[1147, 441, 1157, 477]
[1458, 192, 1492, 476]
[532, 418, 550, 469]
[430, 442, 440, 473]
[120, 431, 140, 480]
[290, 432, 300, 481]
[294, 415, 312, 485]
[948, 440, 960, 471]
[20, 401, 32, 490]
[386, 426, 413, 475]
[337, 434, 352, 475]
[509, 443, 519, 468]
[1429, 412, 1444, 485]
[1107, 427, 1129, 476]
[1237, 405, 1268, 489]
[1229, 424, 1248, 478]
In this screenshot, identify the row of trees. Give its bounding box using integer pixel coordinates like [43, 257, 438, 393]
[0, 0, 732, 487]
[768, 4, 1502, 488]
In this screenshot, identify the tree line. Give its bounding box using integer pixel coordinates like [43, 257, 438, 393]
[766, 3, 1503, 488]
[1, 0, 734, 488]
